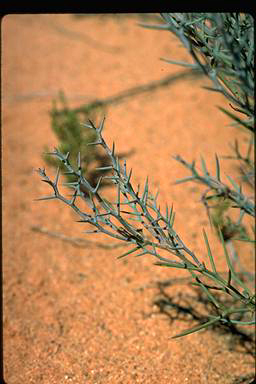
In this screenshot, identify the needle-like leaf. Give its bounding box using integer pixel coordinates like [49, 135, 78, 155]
[172, 317, 221, 339]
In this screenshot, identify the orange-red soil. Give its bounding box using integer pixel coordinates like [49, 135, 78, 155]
[3, 14, 255, 384]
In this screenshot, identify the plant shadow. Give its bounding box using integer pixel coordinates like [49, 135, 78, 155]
[150, 277, 255, 358]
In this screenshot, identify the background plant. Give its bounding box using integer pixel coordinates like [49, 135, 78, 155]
[43, 91, 114, 197]
[36, 13, 255, 338]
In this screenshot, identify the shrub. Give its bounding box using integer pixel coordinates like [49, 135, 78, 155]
[36, 13, 255, 338]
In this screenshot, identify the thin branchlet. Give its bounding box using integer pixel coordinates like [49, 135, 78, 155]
[173, 154, 255, 217]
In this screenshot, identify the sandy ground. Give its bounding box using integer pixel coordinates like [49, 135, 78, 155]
[2, 14, 255, 384]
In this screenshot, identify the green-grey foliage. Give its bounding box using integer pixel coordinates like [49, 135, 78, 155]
[36, 117, 255, 338]
[141, 13, 254, 132]
[36, 13, 255, 338]
[141, 12, 255, 273]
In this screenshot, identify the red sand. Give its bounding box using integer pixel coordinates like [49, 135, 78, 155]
[3, 14, 255, 384]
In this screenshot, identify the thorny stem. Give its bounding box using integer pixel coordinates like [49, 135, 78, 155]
[36, 118, 255, 329]
[155, 13, 254, 130]
[173, 154, 255, 217]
